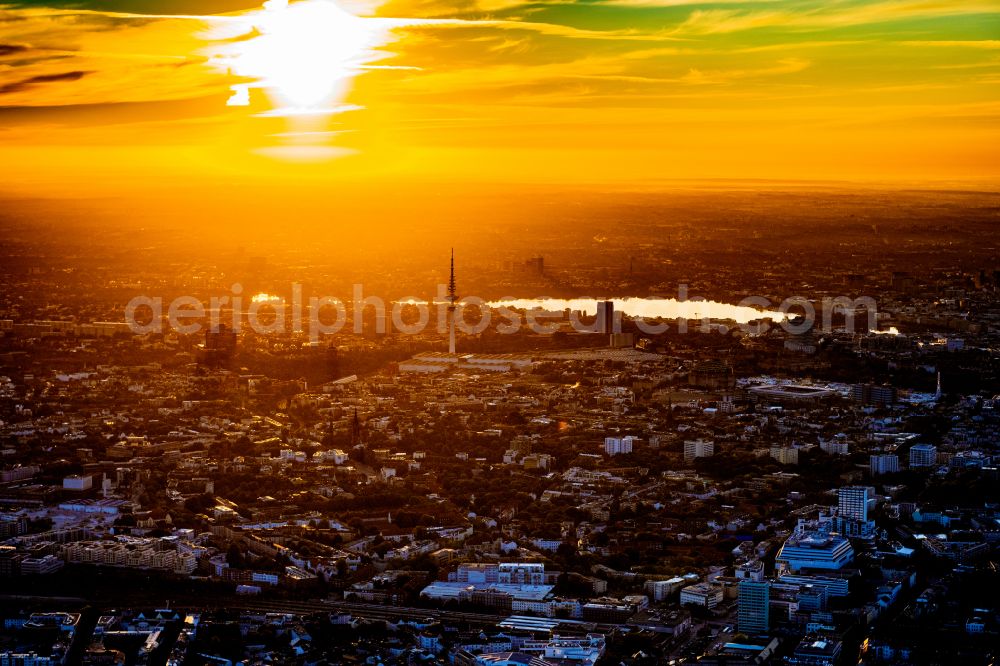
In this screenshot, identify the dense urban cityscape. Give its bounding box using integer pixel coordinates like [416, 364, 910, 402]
[1, 188, 998, 665]
[1, 0, 998, 661]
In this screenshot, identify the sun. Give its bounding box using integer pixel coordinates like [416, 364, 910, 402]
[211, 0, 388, 114]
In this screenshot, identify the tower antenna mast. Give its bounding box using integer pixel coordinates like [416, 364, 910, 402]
[448, 249, 457, 354]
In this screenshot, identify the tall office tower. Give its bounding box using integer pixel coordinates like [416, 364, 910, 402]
[838, 486, 875, 522]
[738, 580, 770, 635]
[525, 256, 544, 275]
[325, 342, 340, 379]
[597, 300, 615, 335]
[837, 485, 877, 537]
[199, 324, 237, 367]
[909, 444, 938, 468]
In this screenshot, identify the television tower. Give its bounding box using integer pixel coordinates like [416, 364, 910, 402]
[448, 248, 457, 354]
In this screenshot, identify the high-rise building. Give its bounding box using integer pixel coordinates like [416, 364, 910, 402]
[909, 444, 937, 468]
[604, 436, 635, 456]
[820, 439, 849, 455]
[836, 485, 876, 537]
[849, 383, 897, 405]
[199, 324, 237, 367]
[325, 342, 340, 379]
[838, 486, 874, 522]
[684, 439, 714, 462]
[738, 580, 770, 635]
[869, 454, 899, 476]
[597, 300, 615, 335]
[771, 446, 799, 465]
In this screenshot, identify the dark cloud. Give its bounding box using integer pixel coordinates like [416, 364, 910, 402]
[0, 43, 28, 56]
[0, 92, 228, 124]
[7, 54, 74, 67]
[0, 69, 90, 94]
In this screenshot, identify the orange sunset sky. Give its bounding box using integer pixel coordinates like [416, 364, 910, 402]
[0, 0, 998, 197]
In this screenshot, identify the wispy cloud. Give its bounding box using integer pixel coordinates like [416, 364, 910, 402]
[902, 39, 1000, 49]
[671, 0, 1000, 35]
[596, 0, 784, 7]
[391, 16, 684, 41]
[0, 42, 26, 55]
[0, 3, 227, 106]
[0, 68, 88, 94]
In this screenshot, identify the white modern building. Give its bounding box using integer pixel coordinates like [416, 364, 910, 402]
[776, 527, 854, 572]
[679, 583, 723, 609]
[499, 562, 546, 585]
[836, 486, 876, 537]
[424, 562, 554, 603]
[683, 439, 714, 462]
[770, 446, 799, 465]
[604, 436, 635, 456]
[736, 560, 765, 582]
[838, 486, 875, 522]
[645, 577, 686, 601]
[324, 449, 349, 464]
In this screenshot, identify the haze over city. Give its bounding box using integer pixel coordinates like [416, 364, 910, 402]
[0, 1, 998, 665]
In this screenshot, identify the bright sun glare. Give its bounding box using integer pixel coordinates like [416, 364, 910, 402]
[211, 0, 388, 114]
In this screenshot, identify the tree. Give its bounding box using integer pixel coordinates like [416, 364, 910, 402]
[226, 543, 245, 569]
